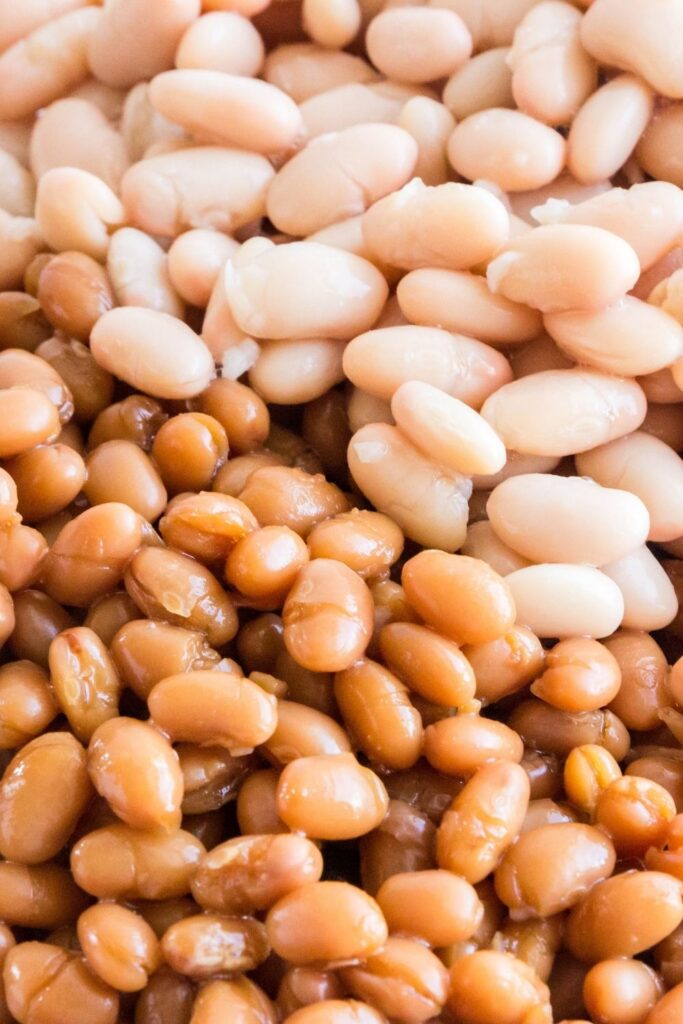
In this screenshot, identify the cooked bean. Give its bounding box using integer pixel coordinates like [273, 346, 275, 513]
[603, 630, 670, 731]
[178, 743, 252, 814]
[160, 491, 258, 565]
[266, 882, 387, 965]
[447, 950, 550, 1024]
[107, 227, 184, 317]
[341, 936, 448, 1023]
[395, 96, 455, 186]
[0, 862, 88, 930]
[377, 870, 481, 948]
[261, 700, 349, 764]
[9, 590, 74, 667]
[463, 626, 545, 706]
[443, 46, 513, 120]
[595, 775, 676, 857]
[529, 637, 620, 713]
[379, 622, 476, 708]
[152, 413, 228, 494]
[645, 982, 683, 1024]
[509, 700, 630, 760]
[87, 0, 198, 87]
[176, 11, 264, 75]
[0, 660, 57, 749]
[582, 958, 662, 1024]
[29, 95, 129, 190]
[282, 1001, 386, 1024]
[425, 715, 523, 777]
[563, 745, 622, 817]
[198, 379, 269, 456]
[77, 904, 161, 993]
[3, 942, 119, 1024]
[190, 977, 276, 1024]
[237, 768, 288, 836]
[48, 626, 121, 741]
[460, 521, 531, 577]
[602, 544, 678, 632]
[35, 335, 115, 422]
[505, 564, 624, 639]
[161, 913, 269, 977]
[277, 967, 345, 1018]
[85, 441, 167, 522]
[366, 6, 470, 83]
[7, 444, 86, 523]
[167, 229, 238, 309]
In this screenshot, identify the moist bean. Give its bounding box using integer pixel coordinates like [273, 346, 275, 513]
[87, 0, 198, 87]
[367, 6, 470, 83]
[424, 715, 523, 777]
[107, 227, 184, 317]
[189, 977, 277, 1024]
[176, 11, 264, 75]
[360, 799, 436, 896]
[148, 670, 277, 754]
[48, 627, 121, 741]
[0, 862, 88, 929]
[529, 637, 621, 713]
[283, 558, 373, 672]
[29, 96, 130, 191]
[463, 626, 545, 705]
[447, 950, 550, 1024]
[277, 967, 345, 1018]
[168, 229, 238, 309]
[9, 590, 74, 667]
[0, 661, 57, 749]
[0, 212, 43, 292]
[443, 46, 514, 120]
[341, 936, 448, 1023]
[566, 871, 683, 962]
[377, 870, 482, 948]
[299, 81, 425, 139]
[306, 512, 400, 582]
[37, 251, 115, 340]
[89, 395, 167, 453]
[7, 444, 86, 523]
[198, 379, 269, 456]
[564, 745, 622, 816]
[0, 291, 50, 352]
[3, 942, 119, 1024]
[602, 544, 678, 632]
[83, 592, 139, 647]
[261, 700, 350, 764]
[505, 564, 624, 639]
[282, 1001, 386, 1024]
[582, 958, 662, 1024]
[603, 631, 670, 731]
[236, 768, 288, 836]
[179, 743, 253, 814]
[160, 491, 258, 566]
[495, 916, 564, 985]
[266, 881, 387, 965]
[436, 761, 530, 883]
[522, 749, 564, 802]
[645, 982, 683, 1024]
[394, 95, 455, 186]
[135, 969, 196, 1024]
[161, 913, 269, 977]
[152, 413, 228, 494]
[36, 335, 115, 422]
[85, 441, 167, 522]
[71, 824, 205, 901]
[263, 42, 377, 102]
[35, 165, 125, 262]
[509, 700, 630, 760]
[521, 798, 578, 834]
[568, 74, 655, 184]
[595, 775, 676, 857]
[379, 622, 476, 708]
[78, 904, 161, 993]
[124, 546, 238, 646]
[277, 752, 388, 839]
[460, 521, 531, 577]
[87, 717, 183, 832]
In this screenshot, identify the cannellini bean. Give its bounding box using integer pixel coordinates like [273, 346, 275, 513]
[149, 69, 305, 155]
[362, 179, 510, 271]
[397, 96, 455, 187]
[347, 388, 394, 433]
[167, 229, 238, 309]
[348, 423, 471, 551]
[472, 450, 561, 491]
[35, 167, 124, 262]
[480, 368, 647, 456]
[121, 146, 274, 237]
[391, 381, 506, 475]
[120, 82, 187, 162]
[366, 6, 472, 84]
[308, 215, 399, 284]
[0, 7, 100, 120]
[0, 118, 32, 165]
[576, 431, 683, 543]
[442, 47, 514, 120]
[343, 325, 512, 406]
[531, 182, 683, 271]
[460, 520, 531, 576]
[300, 81, 426, 138]
[567, 74, 655, 184]
[397, 268, 541, 345]
[249, 340, 345, 405]
[510, 171, 611, 223]
[506, 564, 625, 639]
[0, 149, 34, 217]
[69, 79, 127, 120]
[107, 228, 185, 318]
[224, 238, 388, 340]
[0, 0, 94, 52]
[0, 212, 43, 291]
[201, 274, 257, 373]
[601, 545, 678, 632]
[544, 296, 683, 377]
[175, 12, 265, 76]
[90, 307, 214, 400]
[487, 474, 650, 566]
[636, 104, 683, 189]
[88, 0, 200, 88]
[29, 98, 130, 191]
[507, 1, 596, 126]
[447, 109, 566, 192]
[487, 224, 639, 313]
[303, 0, 361, 49]
[267, 124, 418, 236]
[580, 0, 683, 98]
[431, 0, 550, 51]
[263, 43, 379, 103]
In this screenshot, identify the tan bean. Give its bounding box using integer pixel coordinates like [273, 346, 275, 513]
[161, 913, 269, 977]
[530, 637, 620, 713]
[4, 942, 119, 1024]
[460, 520, 530, 577]
[0, 212, 43, 292]
[443, 47, 514, 120]
[602, 545, 678, 632]
[425, 715, 523, 777]
[30, 97, 129, 190]
[463, 625, 544, 706]
[263, 43, 378, 103]
[564, 744, 622, 817]
[48, 626, 121, 742]
[260, 700, 349, 764]
[603, 630, 670, 732]
[83, 592, 139, 647]
[199, 378, 269, 456]
[299, 80, 426, 138]
[0, 661, 57, 749]
[379, 622, 475, 708]
[106, 227, 183, 318]
[509, 700, 630, 760]
[110, 620, 218, 701]
[121, 146, 274, 237]
[436, 761, 530, 883]
[0, 349, 74, 425]
[582, 959, 663, 1024]
[160, 491, 258, 566]
[447, 949, 550, 1024]
[0, 291, 50, 351]
[78, 904, 161, 993]
[341, 936, 448, 1023]
[190, 978, 276, 1024]
[35, 166, 124, 262]
[366, 6, 470, 83]
[0, 862, 88, 929]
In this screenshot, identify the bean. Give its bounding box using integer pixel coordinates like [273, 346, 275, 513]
[341, 936, 448, 1023]
[199, 379, 270, 456]
[436, 761, 530, 883]
[48, 626, 121, 741]
[645, 982, 683, 1024]
[110, 620, 218, 701]
[178, 743, 252, 814]
[567, 871, 683, 962]
[152, 413, 228, 495]
[367, 6, 470, 82]
[603, 631, 669, 731]
[495, 916, 563, 985]
[236, 767, 288, 836]
[266, 881, 387, 965]
[264, 42, 377, 102]
[563, 745, 622, 817]
[176, 12, 265, 76]
[282, 1001, 385, 1024]
[425, 715, 523, 777]
[160, 491, 258, 566]
[299, 80, 424, 138]
[0, 661, 57, 749]
[463, 626, 545, 705]
[306, 510, 401, 581]
[261, 700, 350, 764]
[446, 950, 550, 1024]
[379, 622, 476, 708]
[89, 395, 167, 453]
[0, 862, 88, 930]
[277, 967, 345, 1018]
[190, 978, 277, 1024]
[443, 47, 514, 120]
[377, 870, 482, 947]
[510, 700, 630, 761]
[277, 751, 388, 839]
[78, 904, 161, 993]
[106, 227, 183, 317]
[35, 335, 115, 422]
[0, 291, 50, 352]
[161, 913, 269, 977]
[505, 564, 624, 639]
[3, 942, 119, 1024]
[596, 775, 676, 858]
[29, 96, 129, 191]
[122, 145, 273, 237]
[568, 74, 654, 184]
[0, 212, 43, 292]
[602, 545, 678, 632]
[167, 229, 237, 309]
[9, 590, 74, 667]
[71, 824, 205, 901]
[360, 799, 436, 896]
[528, 637, 621, 713]
[396, 96, 454, 187]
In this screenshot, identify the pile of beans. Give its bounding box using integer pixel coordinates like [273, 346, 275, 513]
[5, 1, 683, 1023]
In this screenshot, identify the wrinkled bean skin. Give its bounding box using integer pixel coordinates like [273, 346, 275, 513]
[161, 913, 270, 978]
[3, 942, 119, 1024]
[111, 620, 220, 701]
[77, 903, 161, 993]
[48, 627, 121, 741]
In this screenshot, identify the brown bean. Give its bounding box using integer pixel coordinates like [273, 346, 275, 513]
[85, 441, 167, 522]
[240, 466, 350, 538]
[277, 967, 346, 1018]
[226, 526, 310, 606]
[0, 862, 88, 929]
[37, 251, 114, 340]
[48, 627, 121, 742]
[261, 701, 350, 765]
[266, 881, 387, 966]
[198, 378, 269, 456]
[7, 444, 86, 523]
[36, 335, 115, 422]
[436, 761, 530, 883]
[603, 630, 670, 731]
[8, 590, 74, 667]
[78, 904, 161, 993]
[424, 715, 523, 777]
[508, 700, 630, 760]
[531, 638, 621, 713]
[377, 870, 482, 948]
[582, 958, 663, 1024]
[83, 592, 139, 647]
[0, 292, 51, 352]
[111, 620, 220, 701]
[0, 522, 46, 591]
[0, 387, 60, 458]
[360, 799, 436, 896]
[0, 349, 74, 424]
[134, 966, 195, 1024]
[566, 871, 683, 962]
[161, 913, 269, 978]
[178, 743, 252, 815]
[124, 546, 237, 647]
[595, 775, 677, 857]
[71, 824, 205, 901]
[563, 744, 622, 817]
[87, 717, 183, 832]
[307, 510, 403, 580]
[341, 936, 449, 1024]
[89, 395, 167, 452]
[277, 752, 388, 840]
[160, 491, 258, 565]
[190, 977, 277, 1024]
[3, 942, 119, 1024]
[463, 626, 545, 705]
[281, 1002, 386, 1024]
[379, 622, 476, 708]
[447, 950, 550, 1024]
[152, 413, 229, 496]
[0, 660, 57, 749]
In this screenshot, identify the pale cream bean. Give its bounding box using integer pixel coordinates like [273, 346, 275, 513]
[447, 109, 566, 192]
[149, 70, 304, 155]
[601, 546, 678, 632]
[0, 118, 32, 166]
[510, 172, 611, 224]
[107, 228, 185, 318]
[544, 297, 683, 377]
[201, 275, 258, 375]
[508, 1, 596, 126]
[362, 179, 509, 272]
[506, 564, 625, 639]
[508, 334, 574, 377]
[303, 0, 361, 48]
[263, 43, 379, 103]
[366, 6, 471, 84]
[0, 150, 33, 217]
[175, 12, 264, 76]
[392, 382, 506, 475]
[300, 81, 427, 139]
[224, 238, 388, 341]
[567, 74, 654, 184]
[487, 225, 639, 313]
[168, 230, 238, 309]
[343, 325, 512, 406]
[348, 423, 471, 551]
[0, 0, 94, 52]
[249, 340, 345, 405]
[637, 104, 683, 188]
[69, 80, 127, 120]
[267, 124, 417, 237]
[0, 213, 43, 291]
[531, 182, 683, 271]
[397, 268, 541, 345]
[88, 0, 200, 88]
[397, 97, 454, 187]
[121, 147, 274, 237]
[120, 82, 187, 163]
[487, 475, 650, 566]
[308, 215, 400, 285]
[580, 0, 683, 98]
[35, 167, 124, 263]
[431, 0, 549, 50]
[347, 388, 394, 433]
[29, 98, 130, 191]
[576, 431, 683, 544]
[481, 369, 647, 457]
[442, 47, 514, 120]
[639, 366, 683, 405]
[0, 7, 99, 120]
[472, 450, 560, 491]
[460, 521, 531, 576]
[90, 307, 214, 400]
[649, 268, 683, 325]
